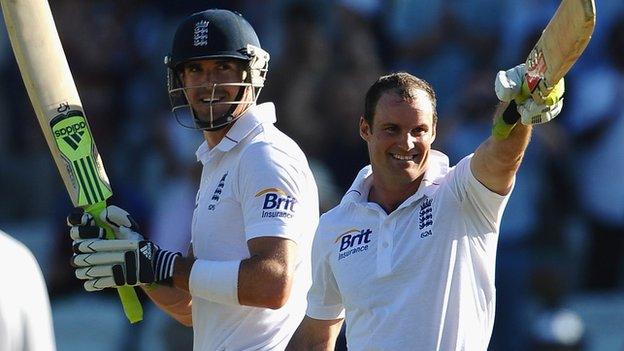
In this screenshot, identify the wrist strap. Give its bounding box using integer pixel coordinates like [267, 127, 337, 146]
[154, 248, 182, 284]
[190, 260, 241, 306]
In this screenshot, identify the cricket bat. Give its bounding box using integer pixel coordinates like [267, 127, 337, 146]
[1, 0, 143, 323]
[494, 0, 596, 137]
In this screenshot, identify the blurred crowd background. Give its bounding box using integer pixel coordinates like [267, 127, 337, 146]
[1, 0, 623, 350]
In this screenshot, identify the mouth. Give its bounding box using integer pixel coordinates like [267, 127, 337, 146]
[201, 96, 225, 104]
[391, 153, 418, 161]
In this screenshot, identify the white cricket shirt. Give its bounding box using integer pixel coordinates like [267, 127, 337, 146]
[306, 151, 512, 351]
[190, 103, 319, 350]
[0, 231, 56, 351]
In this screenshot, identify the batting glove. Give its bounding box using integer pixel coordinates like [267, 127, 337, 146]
[495, 63, 564, 125]
[68, 206, 181, 292]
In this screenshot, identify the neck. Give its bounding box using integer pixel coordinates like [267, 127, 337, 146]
[203, 125, 232, 148]
[368, 173, 424, 214]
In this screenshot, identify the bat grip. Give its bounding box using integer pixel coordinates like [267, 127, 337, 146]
[85, 202, 144, 323]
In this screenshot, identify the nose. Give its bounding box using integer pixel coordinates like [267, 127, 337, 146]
[201, 70, 217, 85]
[398, 132, 417, 150]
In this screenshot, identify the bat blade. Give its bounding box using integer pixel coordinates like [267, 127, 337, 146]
[525, 0, 596, 104]
[1, 0, 143, 323]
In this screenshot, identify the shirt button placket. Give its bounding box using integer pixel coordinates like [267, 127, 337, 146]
[377, 214, 395, 276]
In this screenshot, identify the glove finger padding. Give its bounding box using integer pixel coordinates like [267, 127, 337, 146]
[70, 225, 105, 240]
[71, 251, 127, 267]
[67, 208, 94, 226]
[98, 205, 144, 241]
[100, 206, 139, 232]
[73, 239, 140, 254]
[83, 277, 117, 292]
[518, 98, 564, 125]
[75, 265, 114, 279]
[72, 240, 158, 288]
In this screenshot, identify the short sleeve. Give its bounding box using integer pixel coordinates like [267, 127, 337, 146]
[237, 141, 317, 244]
[445, 154, 512, 233]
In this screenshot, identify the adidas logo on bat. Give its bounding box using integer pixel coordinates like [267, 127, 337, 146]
[54, 121, 86, 150]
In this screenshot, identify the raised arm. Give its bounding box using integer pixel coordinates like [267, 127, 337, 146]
[286, 316, 345, 351]
[471, 64, 564, 195]
[470, 103, 532, 195]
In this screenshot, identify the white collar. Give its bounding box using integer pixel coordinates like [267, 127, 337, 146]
[340, 149, 450, 208]
[195, 103, 277, 164]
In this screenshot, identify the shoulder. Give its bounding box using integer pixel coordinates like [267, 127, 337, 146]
[239, 125, 310, 172]
[0, 231, 41, 283]
[316, 203, 355, 239]
[0, 231, 35, 265]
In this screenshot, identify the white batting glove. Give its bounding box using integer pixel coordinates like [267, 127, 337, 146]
[67, 206, 181, 292]
[517, 98, 563, 125]
[494, 63, 565, 125]
[495, 64, 526, 102]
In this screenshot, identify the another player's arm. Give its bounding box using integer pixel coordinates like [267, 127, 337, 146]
[471, 104, 532, 196]
[286, 316, 344, 351]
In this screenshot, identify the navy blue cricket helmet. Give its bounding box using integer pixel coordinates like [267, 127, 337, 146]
[165, 9, 270, 131]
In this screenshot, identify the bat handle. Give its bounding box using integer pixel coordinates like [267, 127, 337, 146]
[86, 202, 144, 323]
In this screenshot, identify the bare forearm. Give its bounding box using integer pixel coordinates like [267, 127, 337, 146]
[139, 255, 195, 326]
[287, 317, 344, 351]
[142, 284, 193, 326]
[472, 103, 533, 194]
[480, 122, 532, 170]
[172, 256, 195, 292]
[286, 337, 338, 351]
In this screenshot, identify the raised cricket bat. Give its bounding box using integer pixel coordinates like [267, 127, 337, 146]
[494, 0, 596, 137]
[522, 0, 595, 105]
[1, 0, 143, 323]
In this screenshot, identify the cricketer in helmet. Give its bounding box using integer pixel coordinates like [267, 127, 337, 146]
[165, 9, 270, 131]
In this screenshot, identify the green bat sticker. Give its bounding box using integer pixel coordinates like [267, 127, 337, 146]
[50, 110, 143, 324]
[50, 110, 112, 207]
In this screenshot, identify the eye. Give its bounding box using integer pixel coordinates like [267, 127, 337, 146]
[384, 125, 398, 134]
[185, 63, 201, 73]
[412, 126, 428, 135]
[217, 62, 235, 71]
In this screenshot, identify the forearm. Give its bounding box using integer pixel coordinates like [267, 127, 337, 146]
[141, 255, 195, 326]
[472, 102, 532, 194]
[142, 283, 193, 326]
[286, 336, 338, 351]
[286, 317, 344, 351]
[482, 111, 532, 171]
[172, 255, 195, 292]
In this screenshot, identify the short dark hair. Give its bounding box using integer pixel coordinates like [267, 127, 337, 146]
[363, 72, 438, 126]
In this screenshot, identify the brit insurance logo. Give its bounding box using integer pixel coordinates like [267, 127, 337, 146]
[255, 188, 297, 219]
[193, 20, 209, 46]
[335, 228, 372, 261]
